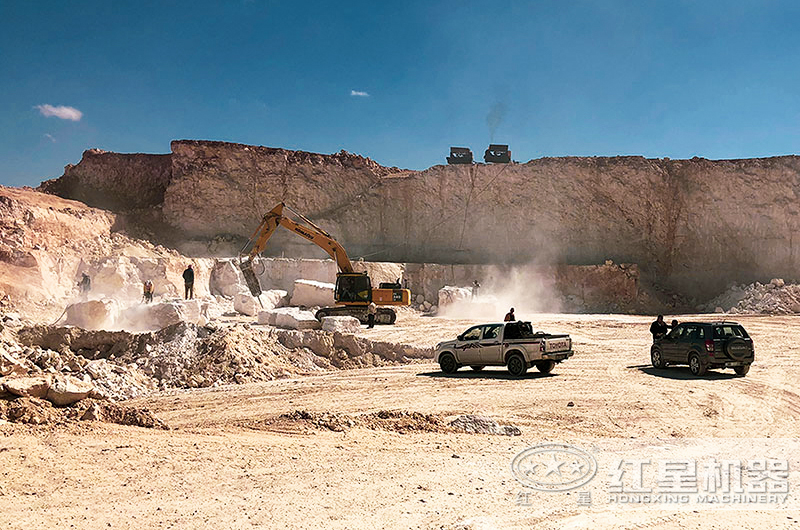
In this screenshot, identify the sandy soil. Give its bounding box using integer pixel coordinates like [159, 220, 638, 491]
[2, 312, 800, 529]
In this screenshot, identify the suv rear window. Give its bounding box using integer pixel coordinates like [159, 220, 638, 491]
[713, 325, 749, 339]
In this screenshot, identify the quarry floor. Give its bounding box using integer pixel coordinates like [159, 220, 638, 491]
[3, 313, 800, 529]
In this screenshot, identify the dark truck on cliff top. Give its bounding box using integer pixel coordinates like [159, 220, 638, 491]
[434, 321, 574, 376]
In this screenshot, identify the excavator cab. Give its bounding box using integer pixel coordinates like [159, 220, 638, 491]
[484, 144, 511, 163]
[447, 147, 473, 165]
[335, 272, 372, 304]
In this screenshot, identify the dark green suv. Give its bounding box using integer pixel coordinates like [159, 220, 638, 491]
[650, 321, 754, 376]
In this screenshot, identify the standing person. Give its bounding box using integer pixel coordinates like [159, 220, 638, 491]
[472, 280, 481, 300]
[504, 307, 516, 321]
[78, 273, 91, 294]
[650, 315, 669, 342]
[143, 280, 154, 303]
[182, 264, 194, 300]
[669, 319, 679, 329]
[367, 301, 377, 329]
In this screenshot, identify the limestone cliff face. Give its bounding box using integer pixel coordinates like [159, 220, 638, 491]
[39, 148, 171, 211]
[163, 140, 405, 237]
[41, 140, 800, 298]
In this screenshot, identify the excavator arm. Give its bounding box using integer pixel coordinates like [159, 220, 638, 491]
[238, 203, 355, 295]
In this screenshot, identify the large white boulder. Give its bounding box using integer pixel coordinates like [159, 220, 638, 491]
[46, 374, 94, 406]
[273, 307, 321, 330]
[3, 376, 51, 399]
[261, 289, 289, 310]
[209, 260, 246, 297]
[290, 279, 335, 307]
[233, 292, 260, 316]
[437, 286, 472, 309]
[177, 299, 202, 323]
[64, 299, 120, 330]
[321, 316, 361, 333]
[119, 301, 186, 331]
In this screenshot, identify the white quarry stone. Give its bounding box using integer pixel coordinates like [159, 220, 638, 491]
[416, 294, 425, 304]
[260, 289, 289, 310]
[209, 259, 247, 297]
[3, 376, 50, 399]
[118, 301, 190, 331]
[178, 299, 201, 323]
[0, 351, 27, 377]
[234, 292, 260, 316]
[46, 374, 94, 406]
[437, 286, 472, 309]
[290, 279, 336, 307]
[275, 307, 321, 330]
[321, 316, 362, 333]
[64, 299, 120, 330]
[771, 278, 785, 287]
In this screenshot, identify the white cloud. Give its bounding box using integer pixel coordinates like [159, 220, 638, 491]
[35, 104, 83, 121]
[44, 133, 56, 143]
[350, 90, 370, 97]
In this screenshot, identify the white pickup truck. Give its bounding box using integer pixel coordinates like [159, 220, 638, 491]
[434, 321, 574, 376]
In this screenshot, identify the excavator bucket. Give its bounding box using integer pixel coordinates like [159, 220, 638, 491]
[447, 147, 473, 165]
[484, 144, 511, 163]
[239, 258, 262, 296]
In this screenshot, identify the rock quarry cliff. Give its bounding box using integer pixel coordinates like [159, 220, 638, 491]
[40, 140, 800, 299]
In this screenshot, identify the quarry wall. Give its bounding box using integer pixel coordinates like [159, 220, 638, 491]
[40, 140, 800, 299]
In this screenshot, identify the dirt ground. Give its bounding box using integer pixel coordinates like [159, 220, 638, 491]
[2, 312, 800, 529]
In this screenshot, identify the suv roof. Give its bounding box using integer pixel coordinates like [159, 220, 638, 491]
[678, 321, 742, 326]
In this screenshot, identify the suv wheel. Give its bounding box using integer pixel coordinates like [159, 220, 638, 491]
[439, 353, 458, 374]
[688, 353, 707, 376]
[651, 348, 666, 369]
[535, 360, 556, 374]
[507, 353, 527, 377]
[734, 364, 750, 376]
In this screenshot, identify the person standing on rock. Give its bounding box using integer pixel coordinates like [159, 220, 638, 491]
[77, 273, 91, 299]
[367, 301, 377, 328]
[143, 280, 154, 303]
[650, 315, 669, 342]
[183, 264, 194, 300]
[504, 307, 516, 321]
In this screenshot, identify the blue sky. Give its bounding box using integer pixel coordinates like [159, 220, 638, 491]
[2, 0, 800, 187]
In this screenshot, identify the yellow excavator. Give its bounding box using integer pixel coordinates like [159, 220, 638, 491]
[238, 203, 411, 324]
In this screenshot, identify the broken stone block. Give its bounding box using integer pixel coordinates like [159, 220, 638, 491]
[234, 292, 260, 316]
[771, 278, 785, 288]
[46, 374, 94, 406]
[64, 299, 119, 330]
[3, 376, 51, 399]
[261, 289, 289, 310]
[275, 308, 321, 330]
[209, 259, 246, 297]
[290, 279, 335, 307]
[321, 316, 361, 333]
[437, 286, 472, 309]
[178, 299, 202, 323]
[0, 351, 27, 377]
[119, 301, 185, 332]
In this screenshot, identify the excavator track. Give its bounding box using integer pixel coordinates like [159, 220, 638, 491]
[315, 306, 396, 325]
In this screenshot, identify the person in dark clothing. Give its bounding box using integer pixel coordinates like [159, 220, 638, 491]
[472, 280, 481, 300]
[182, 265, 194, 300]
[650, 315, 669, 342]
[367, 301, 377, 329]
[504, 307, 516, 322]
[670, 319, 679, 329]
[78, 273, 91, 293]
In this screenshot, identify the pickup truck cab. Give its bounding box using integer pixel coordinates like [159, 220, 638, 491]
[434, 321, 574, 376]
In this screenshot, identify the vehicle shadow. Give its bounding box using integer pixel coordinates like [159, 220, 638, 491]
[418, 370, 557, 381]
[633, 366, 741, 380]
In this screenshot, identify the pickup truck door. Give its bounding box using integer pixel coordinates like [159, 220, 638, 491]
[454, 325, 483, 365]
[478, 324, 504, 364]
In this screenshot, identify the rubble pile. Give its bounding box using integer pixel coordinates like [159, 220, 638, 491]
[702, 279, 800, 314]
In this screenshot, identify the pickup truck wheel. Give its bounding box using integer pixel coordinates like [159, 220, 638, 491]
[439, 353, 458, 374]
[651, 348, 666, 369]
[470, 365, 484, 371]
[507, 354, 527, 377]
[688, 353, 707, 376]
[535, 360, 555, 374]
[734, 364, 750, 376]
